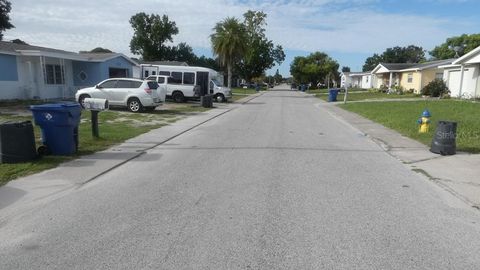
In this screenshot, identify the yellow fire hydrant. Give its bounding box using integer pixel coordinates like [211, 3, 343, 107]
[417, 109, 431, 133]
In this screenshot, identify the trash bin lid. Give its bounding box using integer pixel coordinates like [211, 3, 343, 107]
[30, 103, 80, 111]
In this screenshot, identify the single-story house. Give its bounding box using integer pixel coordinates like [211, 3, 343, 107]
[440, 46, 480, 98]
[372, 63, 417, 90]
[0, 41, 138, 100]
[348, 71, 373, 89]
[340, 72, 351, 88]
[398, 59, 453, 94]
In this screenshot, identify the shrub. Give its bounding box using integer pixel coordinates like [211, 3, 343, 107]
[392, 85, 405, 95]
[421, 79, 450, 97]
[379, 85, 388, 93]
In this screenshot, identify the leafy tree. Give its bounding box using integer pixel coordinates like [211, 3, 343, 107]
[11, 39, 28, 45]
[342, 66, 350, 72]
[194, 55, 220, 71]
[129, 13, 179, 61]
[79, 47, 113, 53]
[362, 45, 425, 71]
[236, 10, 285, 81]
[168, 42, 198, 64]
[211, 17, 247, 88]
[290, 52, 339, 87]
[0, 0, 13, 41]
[430, 34, 480, 59]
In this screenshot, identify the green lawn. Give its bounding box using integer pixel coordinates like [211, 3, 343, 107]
[318, 91, 420, 102]
[0, 104, 208, 185]
[340, 100, 480, 153]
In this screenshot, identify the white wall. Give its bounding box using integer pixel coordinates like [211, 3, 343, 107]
[361, 75, 372, 89]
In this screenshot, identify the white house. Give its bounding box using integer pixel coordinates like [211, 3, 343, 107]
[340, 72, 351, 88]
[0, 41, 138, 100]
[348, 71, 373, 89]
[441, 46, 480, 98]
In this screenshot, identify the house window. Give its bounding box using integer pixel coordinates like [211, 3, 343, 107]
[366, 76, 369, 83]
[45, 64, 64, 85]
[407, 73, 413, 83]
[79, 71, 87, 82]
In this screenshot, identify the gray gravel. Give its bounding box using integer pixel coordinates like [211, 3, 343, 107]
[1, 90, 480, 269]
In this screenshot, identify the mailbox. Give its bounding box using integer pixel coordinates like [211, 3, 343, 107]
[83, 98, 109, 111]
[82, 98, 108, 138]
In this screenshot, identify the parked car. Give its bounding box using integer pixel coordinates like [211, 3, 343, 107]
[75, 78, 162, 112]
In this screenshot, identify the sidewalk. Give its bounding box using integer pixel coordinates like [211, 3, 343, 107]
[322, 101, 480, 209]
[0, 94, 262, 221]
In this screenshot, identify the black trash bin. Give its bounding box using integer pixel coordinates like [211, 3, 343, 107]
[430, 121, 457, 155]
[0, 121, 37, 163]
[201, 95, 213, 108]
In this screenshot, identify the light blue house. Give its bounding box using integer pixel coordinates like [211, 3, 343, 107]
[0, 41, 138, 100]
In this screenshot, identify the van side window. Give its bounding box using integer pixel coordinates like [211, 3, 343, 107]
[146, 76, 154, 81]
[168, 76, 182, 84]
[171, 72, 183, 84]
[144, 70, 149, 78]
[183, 72, 195, 85]
[152, 71, 156, 75]
[159, 71, 170, 76]
[158, 77, 165, 84]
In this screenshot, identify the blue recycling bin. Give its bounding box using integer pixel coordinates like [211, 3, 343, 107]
[328, 88, 339, 102]
[30, 103, 82, 155]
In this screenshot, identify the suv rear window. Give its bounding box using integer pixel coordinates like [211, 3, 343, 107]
[147, 81, 159, 89]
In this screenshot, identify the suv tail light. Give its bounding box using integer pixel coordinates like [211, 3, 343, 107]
[144, 88, 153, 94]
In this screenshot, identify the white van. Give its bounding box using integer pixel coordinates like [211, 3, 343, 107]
[142, 65, 232, 102]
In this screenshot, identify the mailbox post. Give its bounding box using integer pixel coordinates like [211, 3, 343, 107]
[83, 98, 109, 138]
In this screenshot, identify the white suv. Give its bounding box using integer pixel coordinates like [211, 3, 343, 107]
[75, 78, 163, 112]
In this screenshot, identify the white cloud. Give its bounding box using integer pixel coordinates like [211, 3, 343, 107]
[4, 0, 478, 59]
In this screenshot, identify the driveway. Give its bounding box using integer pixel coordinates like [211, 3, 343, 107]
[1, 89, 480, 269]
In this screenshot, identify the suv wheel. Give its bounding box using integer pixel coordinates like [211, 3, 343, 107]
[172, 92, 185, 103]
[127, 98, 143, 112]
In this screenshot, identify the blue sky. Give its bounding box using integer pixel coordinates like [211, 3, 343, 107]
[5, 0, 480, 77]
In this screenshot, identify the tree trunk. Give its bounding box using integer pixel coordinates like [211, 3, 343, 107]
[227, 63, 232, 88]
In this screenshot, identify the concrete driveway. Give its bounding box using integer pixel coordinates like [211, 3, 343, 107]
[1, 89, 480, 269]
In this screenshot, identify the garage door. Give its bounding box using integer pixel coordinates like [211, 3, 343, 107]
[447, 70, 461, 97]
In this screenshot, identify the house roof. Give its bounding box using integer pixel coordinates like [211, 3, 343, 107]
[79, 52, 139, 65]
[140, 61, 188, 66]
[348, 71, 371, 77]
[400, 59, 454, 72]
[0, 41, 137, 65]
[453, 45, 480, 65]
[0, 40, 77, 55]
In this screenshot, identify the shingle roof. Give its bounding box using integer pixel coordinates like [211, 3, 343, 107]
[0, 40, 77, 55]
[406, 59, 455, 70]
[380, 63, 417, 71]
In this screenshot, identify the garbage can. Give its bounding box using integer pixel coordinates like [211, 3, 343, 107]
[0, 121, 37, 163]
[30, 103, 82, 155]
[201, 95, 213, 108]
[430, 121, 457, 155]
[328, 88, 339, 102]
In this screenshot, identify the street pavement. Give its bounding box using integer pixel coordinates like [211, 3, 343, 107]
[1, 88, 480, 269]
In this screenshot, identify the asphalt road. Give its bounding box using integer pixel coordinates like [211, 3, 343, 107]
[1, 89, 480, 269]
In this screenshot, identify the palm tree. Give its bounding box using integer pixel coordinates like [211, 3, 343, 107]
[211, 17, 247, 88]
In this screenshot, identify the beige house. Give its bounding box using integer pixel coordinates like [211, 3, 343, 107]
[372, 63, 416, 90]
[372, 60, 453, 93]
[398, 59, 453, 93]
